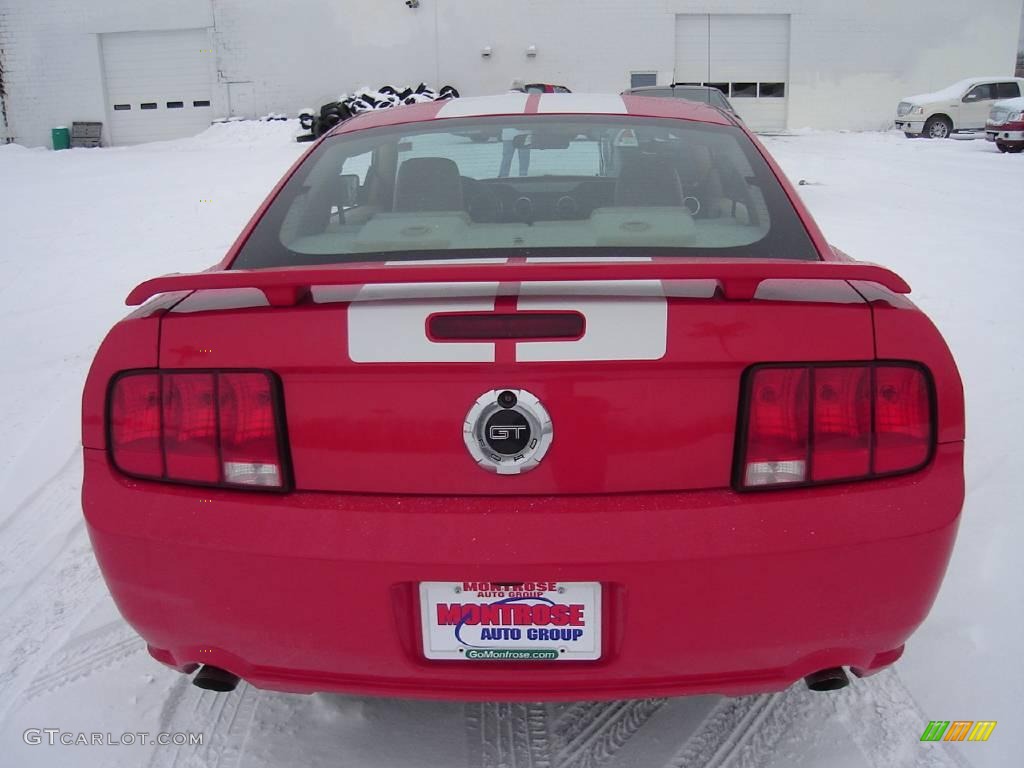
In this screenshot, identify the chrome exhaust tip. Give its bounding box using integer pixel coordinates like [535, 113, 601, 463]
[192, 665, 240, 692]
[804, 667, 850, 692]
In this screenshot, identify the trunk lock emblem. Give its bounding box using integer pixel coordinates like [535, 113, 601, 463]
[464, 389, 553, 474]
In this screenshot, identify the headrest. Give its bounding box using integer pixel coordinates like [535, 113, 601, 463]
[614, 156, 684, 207]
[394, 157, 464, 212]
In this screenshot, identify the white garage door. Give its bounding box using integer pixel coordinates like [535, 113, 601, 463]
[101, 29, 214, 145]
[675, 15, 790, 132]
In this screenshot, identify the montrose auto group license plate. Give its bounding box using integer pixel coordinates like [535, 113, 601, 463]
[420, 581, 602, 661]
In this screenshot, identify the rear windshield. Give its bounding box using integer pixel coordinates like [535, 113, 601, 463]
[233, 115, 818, 269]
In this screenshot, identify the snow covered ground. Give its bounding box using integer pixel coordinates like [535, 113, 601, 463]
[0, 122, 1020, 768]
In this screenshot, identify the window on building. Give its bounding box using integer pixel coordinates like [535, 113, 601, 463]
[140, 103, 157, 110]
[166, 101, 184, 109]
[996, 82, 1021, 98]
[193, 100, 211, 108]
[759, 83, 786, 98]
[113, 104, 131, 111]
[630, 72, 658, 89]
[731, 83, 757, 98]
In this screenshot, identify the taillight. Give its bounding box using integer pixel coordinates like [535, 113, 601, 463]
[736, 363, 933, 490]
[109, 370, 287, 490]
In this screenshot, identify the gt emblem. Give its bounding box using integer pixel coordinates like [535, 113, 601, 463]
[488, 425, 527, 440]
[464, 389, 553, 475]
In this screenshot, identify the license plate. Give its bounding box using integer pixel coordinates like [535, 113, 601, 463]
[419, 581, 602, 661]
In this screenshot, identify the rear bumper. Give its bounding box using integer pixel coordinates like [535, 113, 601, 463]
[83, 443, 963, 701]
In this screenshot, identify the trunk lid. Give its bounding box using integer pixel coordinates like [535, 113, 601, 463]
[159, 278, 874, 494]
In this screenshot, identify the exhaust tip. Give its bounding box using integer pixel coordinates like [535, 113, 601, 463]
[804, 667, 850, 692]
[192, 665, 240, 693]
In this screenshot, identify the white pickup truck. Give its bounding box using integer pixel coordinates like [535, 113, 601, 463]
[895, 76, 1024, 138]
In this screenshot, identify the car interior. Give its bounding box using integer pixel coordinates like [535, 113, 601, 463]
[276, 119, 773, 259]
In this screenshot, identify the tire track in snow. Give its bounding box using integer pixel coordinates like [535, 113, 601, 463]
[0, 519, 107, 725]
[466, 702, 552, 768]
[668, 670, 970, 768]
[466, 697, 674, 768]
[0, 447, 80, 612]
[668, 693, 780, 768]
[148, 679, 259, 768]
[24, 619, 144, 700]
[552, 699, 667, 768]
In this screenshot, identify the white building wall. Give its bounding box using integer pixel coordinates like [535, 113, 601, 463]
[1, 0, 1021, 146]
[0, 0, 214, 146]
[783, 0, 1024, 130]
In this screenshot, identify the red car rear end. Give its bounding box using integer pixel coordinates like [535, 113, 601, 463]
[82, 93, 964, 700]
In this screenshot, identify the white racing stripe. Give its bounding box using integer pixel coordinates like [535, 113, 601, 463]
[524, 256, 652, 263]
[538, 93, 628, 114]
[348, 283, 499, 362]
[437, 93, 529, 118]
[347, 281, 667, 363]
[385, 258, 509, 266]
[517, 280, 666, 362]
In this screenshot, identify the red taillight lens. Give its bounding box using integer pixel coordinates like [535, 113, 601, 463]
[110, 373, 162, 477]
[218, 372, 282, 487]
[743, 368, 809, 486]
[873, 366, 932, 474]
[109, 370, 286, 490]
[812, 366, 871, 482]
[738, 363, 933, 490]
[162, 373, 219, 483]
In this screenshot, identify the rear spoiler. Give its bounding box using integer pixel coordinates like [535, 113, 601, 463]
[126, 260, 910, 307]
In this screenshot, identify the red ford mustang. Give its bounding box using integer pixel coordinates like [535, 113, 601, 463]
[83, 93, 964, 700]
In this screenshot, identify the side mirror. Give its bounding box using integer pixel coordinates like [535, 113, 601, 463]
[962, 92, 980, 103]
[337, 174, 360, 207]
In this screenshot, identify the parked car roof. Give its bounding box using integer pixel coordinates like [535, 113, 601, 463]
[902, 76, 1024, 104]
[621, 85, 736, 113]
[329, 92, 735, 135]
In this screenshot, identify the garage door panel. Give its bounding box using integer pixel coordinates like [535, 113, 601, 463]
[709, 15, 789, 83]
[674, 15, 710, 83]
[102, 28, 214, 145]
[674, 14, 789, 132]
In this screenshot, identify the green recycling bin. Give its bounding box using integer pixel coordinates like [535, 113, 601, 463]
[51, 127, 71, 151]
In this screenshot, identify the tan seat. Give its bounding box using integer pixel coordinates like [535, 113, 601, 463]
[393, 157, 464, 212]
